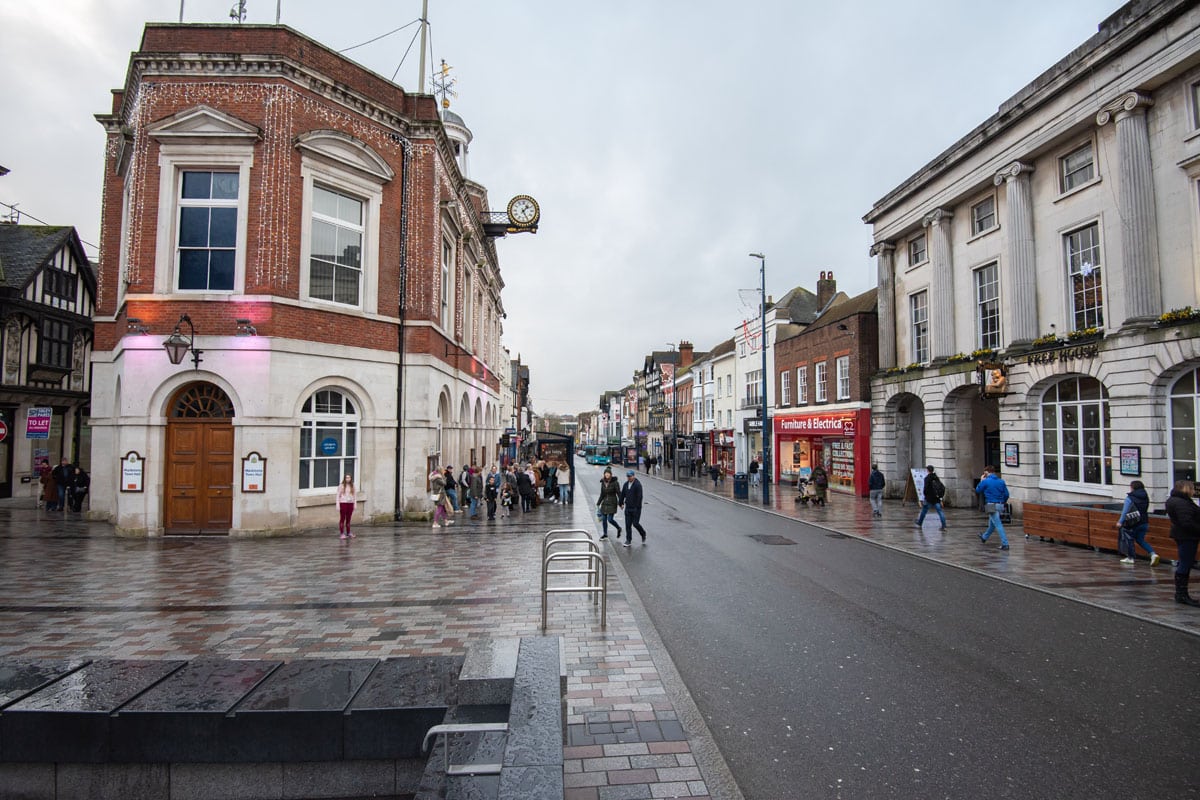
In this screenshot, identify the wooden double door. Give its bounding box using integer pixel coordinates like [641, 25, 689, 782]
[165, 383, 234, 535]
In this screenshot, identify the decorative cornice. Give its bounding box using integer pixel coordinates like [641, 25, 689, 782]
[992, 161, 1035, 186]
[922, 207, 952, 227]
[1096, 91, 1154, 126]
[869, 241, 895, 257]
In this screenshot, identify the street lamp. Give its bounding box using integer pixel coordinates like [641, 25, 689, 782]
[163, 313, 203, 369]
[749, 253, 770, 503]
[666, 342, 678, 482]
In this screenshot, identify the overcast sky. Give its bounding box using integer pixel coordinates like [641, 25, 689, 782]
[1, 0, 1122, 414]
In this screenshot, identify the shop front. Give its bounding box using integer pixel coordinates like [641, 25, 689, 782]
[709, 429, 735, 476]
[773, 409, 871, 496]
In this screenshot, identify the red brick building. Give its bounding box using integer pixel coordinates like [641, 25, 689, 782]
[772, 289, 878, 495]
[90, 24, 519, 534]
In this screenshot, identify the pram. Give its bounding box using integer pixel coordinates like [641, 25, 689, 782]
[794, 477, 825, 506]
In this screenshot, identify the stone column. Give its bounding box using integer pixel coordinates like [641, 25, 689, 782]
[923, 208, 954, 360]
[1096, 91, 1162, 324]
[993, 162, 1037, 343]
[870, 241, 897, 369]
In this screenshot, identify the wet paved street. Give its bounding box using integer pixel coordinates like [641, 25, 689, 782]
[0, 465, 1196, 799]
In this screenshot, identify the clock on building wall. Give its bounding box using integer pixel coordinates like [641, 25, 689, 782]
[506, 195, 540, 228]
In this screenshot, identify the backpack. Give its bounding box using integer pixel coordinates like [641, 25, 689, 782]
[926, 474, 944, 502]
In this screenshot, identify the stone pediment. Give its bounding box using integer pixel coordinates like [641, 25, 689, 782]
[147, 105, 261, 144]
[294, 130, 395, 182]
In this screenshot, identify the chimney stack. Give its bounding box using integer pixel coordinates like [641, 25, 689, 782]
[817, 270, 837, 310]
[679, 341, 694, 369]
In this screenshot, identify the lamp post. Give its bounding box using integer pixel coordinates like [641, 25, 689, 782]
[749, 253, 770, 503]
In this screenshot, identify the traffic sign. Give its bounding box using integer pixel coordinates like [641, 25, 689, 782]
[0, 420, 7, 443]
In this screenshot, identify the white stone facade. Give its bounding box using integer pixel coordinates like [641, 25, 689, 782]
[866, 0, 1200, 508]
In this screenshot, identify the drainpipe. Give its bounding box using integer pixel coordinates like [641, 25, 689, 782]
[394, 135, 413, 520]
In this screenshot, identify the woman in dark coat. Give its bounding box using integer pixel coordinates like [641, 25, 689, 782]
[596, 467, 623, 540]
[38, 459, 56, 510]
[1165, 479, 1200, 607]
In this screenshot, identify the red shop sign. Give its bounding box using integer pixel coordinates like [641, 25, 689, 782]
[774, 413, 856, 436]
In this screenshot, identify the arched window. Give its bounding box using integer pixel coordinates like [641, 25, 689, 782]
[1040, 376, 1109, 486]
[1170, 367, 1199, 482]
[299, 389, 358, 490]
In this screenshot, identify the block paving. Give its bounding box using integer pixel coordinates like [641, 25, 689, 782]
[0, 467, 1194, 799]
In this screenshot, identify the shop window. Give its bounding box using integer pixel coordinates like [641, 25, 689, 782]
[1040, 376, 1110, 486]
[299, 389, 358, 491]
[1170, 367, 1200, 482]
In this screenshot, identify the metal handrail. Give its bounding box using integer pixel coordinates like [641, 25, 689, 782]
[422, 721, 510, 776]
[541, 550, 607, 631]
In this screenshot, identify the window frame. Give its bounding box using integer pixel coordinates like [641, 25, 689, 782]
[815, 361, 828, 403]
[1063, 221, 1104, 332]
[907, 233, 927, 267]
[835, 356, 850, 401]
[797, 366, 808, 405]
[910, 290, 930, 364]
[299, 157, 382, 313]
[1038, 377, 1111, 492]
[298, 388, 360, 494]
[780, 369, 791, 407]
[153, 147, 253, 296]
[974, 261, 1001, 350]
[307, 183, 366, 307]
[39, 319, 72, 369]
[1058, 140, 1097, 195]
[1169, 367, 1200, 483]
[970, 194, 997, 237]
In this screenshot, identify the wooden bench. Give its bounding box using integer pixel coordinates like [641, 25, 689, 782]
[1024, 501, 1174, 556]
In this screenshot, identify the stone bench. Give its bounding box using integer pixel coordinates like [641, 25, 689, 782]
[0, 637, 565, 800]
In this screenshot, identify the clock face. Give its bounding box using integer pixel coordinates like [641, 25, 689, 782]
[507, 195, 539, 226]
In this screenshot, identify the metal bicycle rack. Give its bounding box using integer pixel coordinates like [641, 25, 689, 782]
[541, 528, 607, 631]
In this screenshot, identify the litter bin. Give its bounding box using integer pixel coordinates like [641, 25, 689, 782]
[733, 472, 749, 500]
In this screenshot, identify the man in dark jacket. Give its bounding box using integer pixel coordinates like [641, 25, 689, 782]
[515, 466, 535, 513]
[444, 467, 460, 512]
[868, 464, 886, 517]
[1165, 479, 1200, 607]
[51, 458, 71, 514]
[915, 465, 947, 530]
[619, 469, 647, 547]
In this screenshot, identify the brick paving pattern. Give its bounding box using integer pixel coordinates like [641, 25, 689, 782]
[0, 466, 1194, 800]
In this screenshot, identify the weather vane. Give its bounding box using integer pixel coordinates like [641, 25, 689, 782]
[431, 59, 458, 110]
[230, 1, 248, 23]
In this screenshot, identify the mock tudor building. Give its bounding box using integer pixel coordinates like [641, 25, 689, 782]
[91, 24, 517, 534]
[865, 0, 1200, 509]
[0, 225, 96, 496]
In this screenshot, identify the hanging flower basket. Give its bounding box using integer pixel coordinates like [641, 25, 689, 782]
[1066, 327, 1104, 342]
[1031, 333, 1061, 349]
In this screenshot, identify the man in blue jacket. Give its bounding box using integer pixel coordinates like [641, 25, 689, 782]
[619, 469, 647, 547]
[976, 465, 1011, 550]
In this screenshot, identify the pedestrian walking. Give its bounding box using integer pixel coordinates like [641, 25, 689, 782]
[469, 466, 484, 520]
[1165, 479, 1200, 607]
[336, 474, 357, 539]
[443, 466, 460, 512]
[500, 481, 515, 517]
[1116, 480, 1159, 566]
[749, 457, 760, 487]
[51, 458, 71, 513]
[38, 458, 57, 512]
[67, 465, 90, 513]
[557, 461, 572, 504]
[975, 465, 1010, 550]
[429, 467, 454, 529]
[485, 465, 500, 521]
[709, 462, 720, 490]
[915, 465, 947, 530]
[868, 464, 886, 517]
[810, 464, 829, 506]
[596, 466, 622, 540]
[619, 469, 648, 547]
[517, 465, 535, 512]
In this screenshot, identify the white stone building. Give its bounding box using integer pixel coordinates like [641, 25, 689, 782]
[865, 0, 1200, 508]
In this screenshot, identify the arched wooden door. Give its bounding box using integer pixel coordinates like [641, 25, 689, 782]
[165, 383, 234, 535]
